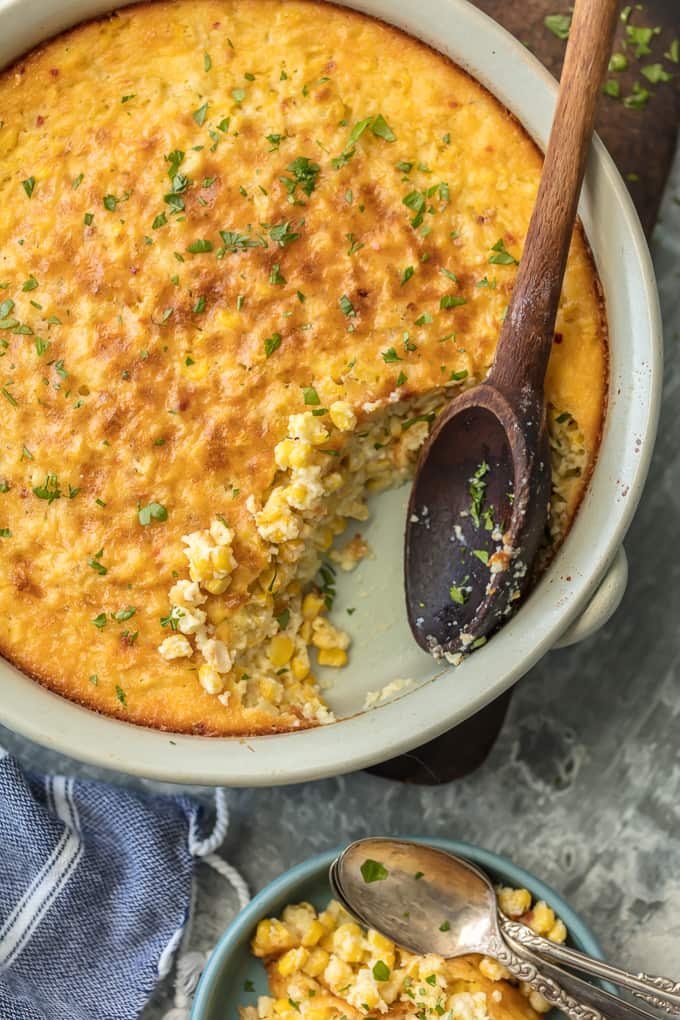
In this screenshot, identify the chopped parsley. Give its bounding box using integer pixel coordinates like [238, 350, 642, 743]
[623, 81, 650, 108]
[401, 266, 414, 286]
[138, 502, 168, 525]
[469, 461, 490, 527]
[276, 608, 290, 630]
[371, 113, 396, 142]
[360, 858, 389, 883]
[0, 528, 11, 538]
[489, 238, 519, 265]
[264, 332, 282, 358]
[302, 385, 320, 405]
[440, 295, 467, 309]
[449, 581, 468, 605]
[193, 295, 206, 314]
[339, 294, 355, 317]
[544, 13, 571, 39]
[72, 173, 84, 189]
[265, 220, 300, 247]
[641, 63, 672, 84]
[269, 263, 286, 285]
[473, 550, 490, 564]
[381, 347, 401, 363]
[92, 613, 107, 628]
[345, 233, 364, 255]
[88, 557, 108, 575]
[203, 52, 212, 71]
[439, 921, 451, 932]
[280, 156, 320, 204]
[186, 239, 213, 254]
[403, 190, 426, 227]
[115, 685, 127, 706]
[192, 101, 209, 126]
[440, 268, 458, 282]
[415, 312, 433, 326]
[22, 177, 35, 198]
[33, 474, 62, 503]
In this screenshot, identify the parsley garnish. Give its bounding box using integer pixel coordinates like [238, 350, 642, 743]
[449, 582, 468, 605]
[192, 101, 209, 126]
[265, 221, 300, 246]
[203, 52, 212, 71]
[302, 385, 320, 405]
[264, 332, 282, 358]
[360, 859, 389, 883]
[489, 238, 519, 265]
[280, 157, 320, 203]
[186, 239, 213, 254]
[339, 294, 355, 317]
[22, 177, 35, 198]
[469, 461, 490, 527]
[115, 685, 127, 706]
[33, 474, 61, 503]
[92, 613, 107, 628]
[439, 920, 451, 932]
[382, 347, 401, 363]
[440, 295, 467, 309]
[401, 266, 414, 286]
[345, 233, 364, 255]
[371, 113, 396, 141]
[544, 13, 571, 39]
[138, 502, 168, 525]
[269, 263, 286, 285]
[88, 557, 108, 575]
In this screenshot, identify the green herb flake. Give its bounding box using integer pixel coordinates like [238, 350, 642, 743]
[603, 80, 621, 98]
[115, 685, 127, 706]
[22, 177, 36, 198]
[439, 921, 451, 932]
[440, 295, 467, 309]
[244, 981, 255, 993]
[396, 371, 407, 386]
[193, 101, 210, 126]
[640, 63, 672, 84]
[440, 268, 458, 282]
[264, 332, 282, 358]
[186, 239, 214, 254]
[469, 461, 490, 527]
[84, 212, 94, 226]
[269, 263, 286, 285]
[609, 53, 628, 72]
[414, 871, 424, 880]
[381, 347, 402, 363]
[193, 295, 206, 314]
[72, 173, 84, 190]
[276, 608, 290, 630]
[92, 613, 107, 629]
[88, 557, 108, 575]
[138, 502, 168, 526]
[302, 385, 320, 406]
[450, 369, 468, 381]
[203, 52, 212, 71]
[371, 113, 396, 142]
[449, 583, 468, 605]
[360, 859, 389, 883]
[339, 294, 355, 317]
[623, 81, 650, 109]
[103, 194, 118, 212]
[400, 265, 415, 287]
[415, 312, 433, 326]
[152, 212, 167, 230]
[489, 238, 519, 265]
[625, 25, 658, 59]
[1, 388, 16, 407]
[544, 13, 571, 39]
[345, 232, 364, 255]
[666, 40, 679, 63]
[33, 474, 61, 503]
[372, 962, 391, 982]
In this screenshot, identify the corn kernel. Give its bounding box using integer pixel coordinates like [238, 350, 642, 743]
[277, 947, 309, 977]
[184, 357, 209, 381]
[259, 676, 282, 703]
[300, 620, 312, 643]
[529, 901, 555, 936]
[367, 930, 395, 954]
[291, 651, 310, 681]
[213, 546, 234, 572]
[329, 400, 357, 432]
[272, 999, 291, 1016]
[204, 577, 230, 595]
[332, 922, 364, 962]
[252, 918, 298, 957]
[498, 887, 532, 919]
[302, 593, 325, 619]
[547, 919, 567, 944]
[190, 556, 212, 581]
[302, 1006, 333, 1020]
[206, 601, 229, 626]
[301, 920, 326, 948]
[214, 620, 232, 643]
[198, 663, 224, 695]
[316, 528, 334, 551]
[317, 648, 348, 667]
[269, 634, 295, 666]
[311, 617, 350, 650]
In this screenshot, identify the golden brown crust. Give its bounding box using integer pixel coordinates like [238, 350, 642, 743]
[0, 0, 607, 733]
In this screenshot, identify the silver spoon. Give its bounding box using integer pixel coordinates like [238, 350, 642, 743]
[331, 839, 678, 1020]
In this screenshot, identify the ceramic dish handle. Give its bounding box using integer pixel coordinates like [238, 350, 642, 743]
[553, 546, 628, 649]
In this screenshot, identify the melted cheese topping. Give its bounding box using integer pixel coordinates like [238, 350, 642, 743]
[0, 0, 606, 734]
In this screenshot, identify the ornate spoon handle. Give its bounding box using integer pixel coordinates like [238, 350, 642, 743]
[486, 932, 605, 1020]
[501, 918, 680, 1015]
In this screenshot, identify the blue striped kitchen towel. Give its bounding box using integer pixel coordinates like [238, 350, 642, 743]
[0, 748, 247, 1020]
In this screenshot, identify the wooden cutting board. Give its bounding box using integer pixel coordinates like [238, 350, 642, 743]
[369, 0, 678, 784]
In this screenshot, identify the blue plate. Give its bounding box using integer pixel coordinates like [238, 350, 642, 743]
[192, 838, 607, 1020]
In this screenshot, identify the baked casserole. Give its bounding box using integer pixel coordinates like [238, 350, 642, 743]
[241, 892, 567, 1020]
[0, 0, 606, 734]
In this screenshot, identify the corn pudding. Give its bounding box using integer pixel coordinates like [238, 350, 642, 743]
[0, 0, 606, 733]
[242, 892, 568, 1020]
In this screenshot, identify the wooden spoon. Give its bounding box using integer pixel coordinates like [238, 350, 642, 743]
[405, 0, 620, 660]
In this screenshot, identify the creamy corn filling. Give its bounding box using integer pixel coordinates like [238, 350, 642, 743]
[156, 397, 586, 722]
[241, 892, 567, 1020]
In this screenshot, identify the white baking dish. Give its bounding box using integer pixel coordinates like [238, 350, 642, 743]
[0, 0, 661, 785]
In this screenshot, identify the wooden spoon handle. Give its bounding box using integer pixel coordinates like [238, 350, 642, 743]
[490, 0, 620, 396]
